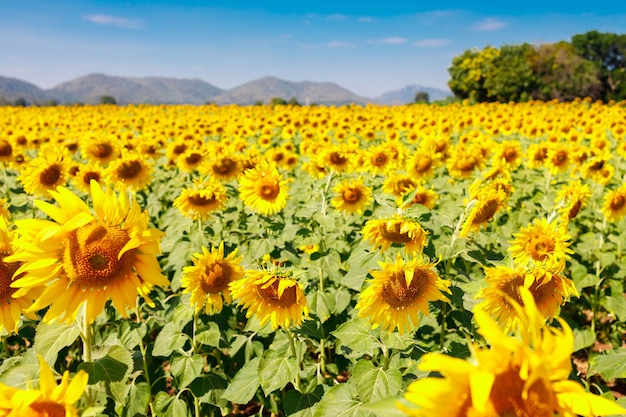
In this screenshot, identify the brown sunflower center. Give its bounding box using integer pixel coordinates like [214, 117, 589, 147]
[503, 148, 518, 162]
[552, 151, 568, 166]
[382, 269, 428, 308]
[527, 236, 555, 262]
[173, 144, 187, 155]
[19, 400, 68, 417]
[395, 179, 416, 194]
[83, 172, 101, 185]
[380, 223, 414, 244]
[257, 279, 298, 307]
[372, 153, 387, 166]
[188, 194, 218, 207]
[256, 181, 280, 200]
[39, 164, 62, 186]
[473, 199, 500, 224]
[212, 158, 237, 175]
[92, 143, 113, 159]
[0, 140, 12, 157]
[588, 160, 605, 171]
[0, 255, 21, 303]
[185, 153, 202, 165]
[567, 200, 582, 220]
[610, 195, 625, 211]
[63, 222, 136, 287]
[342, 187, 362, 203]
[329, 152, 347, 167]
[200, 262, 232, 294]
[116, 160, 143, 179]
[457, 156, 477, 172]
[415, 156, 432, 173]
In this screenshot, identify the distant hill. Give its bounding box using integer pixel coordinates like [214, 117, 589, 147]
[211, 76, 367, 105]
[0, 73, 453, 106]
[375, 84, 452, 105]
[48, 73, 224, 105]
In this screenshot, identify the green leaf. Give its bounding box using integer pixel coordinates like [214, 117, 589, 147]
[78, 345, 133, 403]
[313, 383, 370, 417]
[119, 321, 147, 350]
[360, 397, 407, 417]
[589, 348, 626, 380]
[342, 249, 379, 291]
[284, 385, 325, 417]
[196, 322, 221, 347]
[380, 332, 415, 351]
[331, 318, 380, 357]
[155, 392, 189, 417]
[0, 348, 39, 386]
[34, 322, 81, 365]
[352, 360, 402, 403]
[152, 322, 188, 357]
[190, 373, 228, 403]
[122, 381, 150, 417]
[170, 352, 204, 389]
[572, 328, 596, 352]
[258, 356, 299, 395]
[605, 295, 626, 321]
[222, 357, 261, 404]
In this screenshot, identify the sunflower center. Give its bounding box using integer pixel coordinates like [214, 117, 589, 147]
[503, 148, 518, 162]
[185, 153, 202, 165]
[527, 236, 555, 262]
[395, 179, 416, 194]
[257, 279, 298, 307]
[212, 158, 237, 175]
[372, 153, 387, 166]
[380, 223, 414, 244]
[342, 188, 362, 203]
[173, 144, 187, 155]
[117, 160, 142, 179]
[39, 164, 62, 186]
[610, 195, 625, 211]
[18, 400, 68, 417]
[0, 255, 21, 303]
[552, 151, 568, 166]
[83, 172, 101, 185]
[188, 194, 217, 207]
[457, 156, 477, 172]
[256, 181, 280, 200]
[415, 156, 432, 173]
[63, 222, 136, 288]
[0, 140, 12, 157]
[473, 199, 500, 224]
[93, 143, 113, 159]
[200, 262, 232, 294]
[588, 160, 605, 171]
[568, 200, 582, 220]
[382, 270, 427, 308]
[329, 152, 347, 166]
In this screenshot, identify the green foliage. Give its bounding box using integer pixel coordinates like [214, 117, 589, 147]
[414, 91, 429, 104]
[99, 94, 117, 105]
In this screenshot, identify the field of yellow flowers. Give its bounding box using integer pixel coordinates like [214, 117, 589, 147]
[1, 99, 626, 416]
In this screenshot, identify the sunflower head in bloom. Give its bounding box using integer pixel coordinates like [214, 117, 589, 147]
[509, 218, 572, 269]
[362, 214, 428, 254]
[398, 185, 439, 210]
[475, 264, 578, 332]
[0, 198, 9, 220]
[173, 177, 228, 221]
[7, 181, 169, 324]
[446, 144, 485, 180]
[71, 164, 105, 194]
[18, 146, 69, 197]
[104, 152, 154, 192]
[229, 268, 309, 330]
[0, 355, 89, 417]
[601, 185, 626, 222]
[546, 143, 571, 175]
[238, 159, 289, 215]
[81, 136, 119, 166]
[382, 174, 418, 198]
[331, 177, 373, 215]
[555, 180, 591, 222]
[356, 254, 451, 335]
[459, 186, 508, 237]
[405, 148, 441, 181]
[363, 144, 395, 176]
[209, 153, 241, 181]
[0, 217, 42, 332]
[399, 289, 626, 417]
[181, 242, 244, 315]
[492, 139, 522, 169]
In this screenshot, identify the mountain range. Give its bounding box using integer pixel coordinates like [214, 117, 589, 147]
[0, 73, 452, 106]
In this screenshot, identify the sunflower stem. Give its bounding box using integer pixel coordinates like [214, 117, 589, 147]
[81, 314, 95, 409]
[439, 301, 448, 352]
[286, 329, 302, 391]
[139, 335, 157, 416]
[381, 344, 390, 371]
[198, 217, 206, 247]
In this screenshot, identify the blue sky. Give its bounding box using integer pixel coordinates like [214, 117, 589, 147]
[1, 0, 626, 97]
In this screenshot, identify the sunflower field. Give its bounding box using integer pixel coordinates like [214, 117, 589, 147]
[1, 99, 626, 416]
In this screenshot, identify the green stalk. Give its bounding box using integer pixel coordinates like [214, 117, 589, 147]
[81, 314, 95, 408]
[286, 329, 302, 391]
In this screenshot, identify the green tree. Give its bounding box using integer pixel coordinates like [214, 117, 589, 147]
[13, 97, 27, 107]
[287, 97, 301, 106]
[482, 43, 538, 102]
[531, 42, 601, 101]
[99, 95, 117, 105]
[571, 30, 626, 100]
[269, 97, 287, 106]
[414, 91, 430, 103]
[448, 47, 495, 102]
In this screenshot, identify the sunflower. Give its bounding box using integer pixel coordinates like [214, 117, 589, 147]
[382, 174, 418, 198]
[363, 144, 395, 176]
[526, 142, 550, 169]
[399, 185, 439, 210]
[72, 165, 105, 194]
[181, 242, 244, 315]
[509, 218, 572, 269]
[546, 143, 571, 175]
[582, 154, 614, 185]
[555, 180, 591, 222]
[356, 254, 451, 335]
[82, 136, 119, 165]
[492, 139, 522, 169]
[331, 177, 373, 214]
[446, 144, 484, 180]
[362, 214, 428, 253]
[238, 160, 289, 215]
[399, 289, 626, 417]
[209, 154, 241, 181]
[7, 181, 168, 324]
[317, 145, 353, 173]
[229, 268, 309, 330]
[405, 148, 441, 181]
[0, 217, 41, 332]
[0, 198, 9, 220]
[0, 355, 89, 417]
[601, 185, 626, 222]
[104, 152, 153, 192]
[0, 138, 14, 164]
[177, 148, 208, 173]
[173, 177, 228, 221]
[459, 186, 508, 237]
[18, 147, 69, 197]
[475, 264, 578, 332]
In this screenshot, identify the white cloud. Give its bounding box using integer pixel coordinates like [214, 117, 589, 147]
[368, 37, 409, 45]
[472, 17, 507, 32]
[413, 38, 451, 47]
[325, 14, 348, 22]
[84, 14, 143, 29]
[358, 16, 376, 23]
[327, 40, 354, 48]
